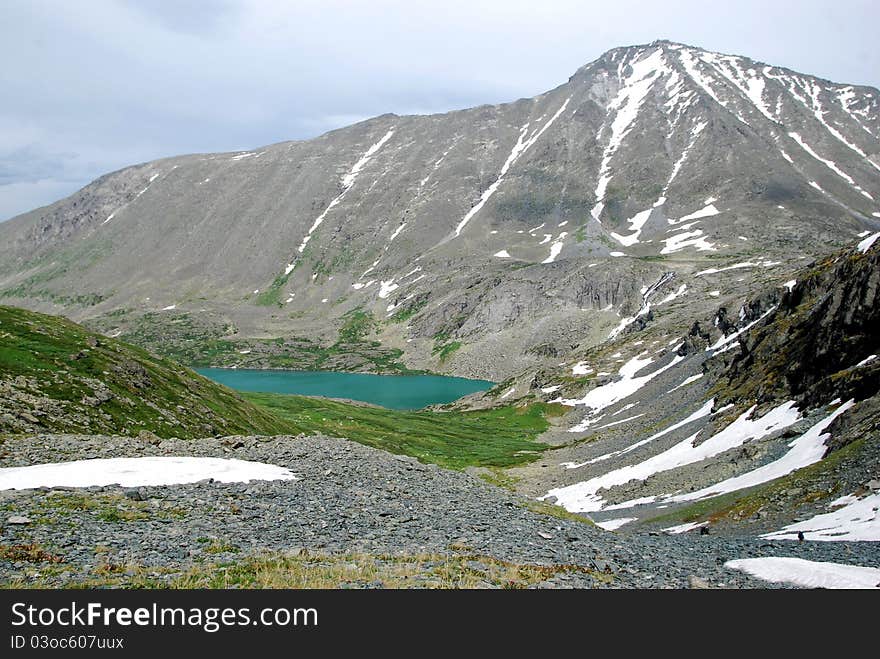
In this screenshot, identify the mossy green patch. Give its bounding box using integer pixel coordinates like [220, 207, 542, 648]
[244, 392, 555, 470]
[431, 332, 462, 363]
[30, 492, 185, 524]
[433, 341, 461, 362]
[337, 308, 376, 343]
[389, 296, 429, 323]
[254, 273, 290, 307]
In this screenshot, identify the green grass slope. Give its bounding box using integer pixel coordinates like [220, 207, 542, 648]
[244, 392, 559, 470]
[0, 305, 296, 438]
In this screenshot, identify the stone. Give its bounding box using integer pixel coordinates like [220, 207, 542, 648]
[688, 576, 711, 589]
[137, 429, 162, 445]
[6, 516, 31, 525]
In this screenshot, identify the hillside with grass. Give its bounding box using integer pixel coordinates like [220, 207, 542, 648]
[0, 305, 297, 438]
[243, 392, 559, 470]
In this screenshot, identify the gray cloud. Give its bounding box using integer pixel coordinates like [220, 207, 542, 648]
[122, 0, 241, 34]
[1, 0, 878, 220]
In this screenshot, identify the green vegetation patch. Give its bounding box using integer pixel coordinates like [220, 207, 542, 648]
[433, 341, 462, 362]
[245, 392, 559, 470]
[389, 295, 429, 323]
[432, 332, 462, 363]
[0, 240, 111, 308]
[31, 492, 184, 524]
[93, 309, 415, 374]
[254, 273, 290, 307]
[337, 308, 376, 344]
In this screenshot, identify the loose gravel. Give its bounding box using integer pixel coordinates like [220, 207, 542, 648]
[1, 433, 877, 588]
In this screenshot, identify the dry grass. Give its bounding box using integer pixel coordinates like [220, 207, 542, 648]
[2, 551, 609, 589]
[0, 543, 63, 564]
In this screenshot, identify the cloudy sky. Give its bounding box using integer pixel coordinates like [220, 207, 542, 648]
[1, 0, 878, 220]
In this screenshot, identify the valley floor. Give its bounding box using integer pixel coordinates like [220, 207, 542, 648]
[1, 433, 877, 589]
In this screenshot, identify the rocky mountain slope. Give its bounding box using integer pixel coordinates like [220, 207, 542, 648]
[1, 40, 879, 382]
[513, 235, 880, 536]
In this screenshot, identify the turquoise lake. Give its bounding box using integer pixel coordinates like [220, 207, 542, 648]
[196, 368, 494, 410]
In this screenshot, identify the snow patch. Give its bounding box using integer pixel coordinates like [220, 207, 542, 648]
[542, 234, 567, 263]
[657, 284, 688, 305]
[695, 260, 779, 276]
[856, 232, 880, 253]
[594, 412, 645, 428]
[706, 306, 777, 354]
[611, 208, 654, 246]
[668, 373, 703, 393]
[726, 557, 880, 589]
[591, 48, 668, 222]
[548, 400, 800, 512]
[0, 457, 296, 489]
[669, 400, 854, 503]
[788, 132, 873, 200]
[378, 280, 399, 299]
[763, 492, 880, 542]
[595, 517, 636, 531]
[661, 230, 717, 254]
[565, 399, 715, 470]
[663, 521, 708, 535]
[668, 203, 720, 225]
[572, 361, 593, 376]
[388, 223, 406, 242]
[560, 354, 684, 434]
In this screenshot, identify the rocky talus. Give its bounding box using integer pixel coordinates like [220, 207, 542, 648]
[1, 434, 877, 588]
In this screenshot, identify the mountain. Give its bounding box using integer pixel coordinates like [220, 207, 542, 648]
[1, 40, 878, 383]
[0, 41, 880, 586]
[1, 40, 879, 537]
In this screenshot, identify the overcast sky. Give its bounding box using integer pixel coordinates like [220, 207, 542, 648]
[1, 0, 878, 221]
